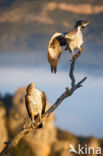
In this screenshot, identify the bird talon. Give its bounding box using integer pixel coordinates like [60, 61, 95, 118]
[31, 122, 35, 128]
[37, 122, 43, 129]
[73, 55, 78, 60]
[72, 56, 76, 60]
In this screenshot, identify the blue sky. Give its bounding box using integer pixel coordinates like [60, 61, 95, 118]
[0, 59, 103, 138]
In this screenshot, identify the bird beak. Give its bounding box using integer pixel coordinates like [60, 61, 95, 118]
[82, 21, 89, 29]
[86, 21, 89, 26]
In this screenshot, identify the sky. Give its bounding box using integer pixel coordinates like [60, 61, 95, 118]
[0, 52, 103, 138]
[0, 0, 103, 139]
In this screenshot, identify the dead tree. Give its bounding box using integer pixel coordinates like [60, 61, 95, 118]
[0, 57, 87, 156]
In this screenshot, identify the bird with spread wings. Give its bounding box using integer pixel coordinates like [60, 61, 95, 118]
[48, 20, 89, 73]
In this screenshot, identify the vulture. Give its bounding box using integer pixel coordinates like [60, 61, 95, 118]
[48, 20, 89, 73]
[25, 83, 47, 128]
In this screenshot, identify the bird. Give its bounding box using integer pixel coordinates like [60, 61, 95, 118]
[48, 20, 89, 73]
[25, 83, 47, 128]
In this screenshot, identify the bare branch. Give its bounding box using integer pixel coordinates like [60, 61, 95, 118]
[0, 57, 87, 156]
[69, 58, 76, 88]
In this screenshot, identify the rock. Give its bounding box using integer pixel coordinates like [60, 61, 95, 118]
[9, 87, 27, 131]
[0, 105, 8, 152]
[1, 87, 102, 156]
[87, 137, 100, 156]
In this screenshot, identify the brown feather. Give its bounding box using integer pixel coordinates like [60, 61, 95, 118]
[25, 95, 32, 119]
[41, 91, 47, 114]
[65, 28, 78, 39]
[48, 37, 62, 73]
[48, 52, 58, 73]
[26, 83, 34, 95]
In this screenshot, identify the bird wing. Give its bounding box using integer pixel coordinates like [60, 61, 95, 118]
[41, 91, 47, 114]
[25, 95, 33, 118]
[65, 28, 77, 40]
[48, 32, 66, 73]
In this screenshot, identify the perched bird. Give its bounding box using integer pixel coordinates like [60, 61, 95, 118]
[48, 20, 89, 73]
[25, 83, 47, 128]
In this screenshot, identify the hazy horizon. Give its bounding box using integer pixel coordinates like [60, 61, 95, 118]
[0, 51, 103, 138]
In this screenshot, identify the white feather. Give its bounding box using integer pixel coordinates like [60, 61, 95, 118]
[69, 28, 83, 49]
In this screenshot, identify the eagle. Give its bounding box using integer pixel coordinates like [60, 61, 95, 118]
[48, 20, 89, 73]
[25, 83, 47, 128]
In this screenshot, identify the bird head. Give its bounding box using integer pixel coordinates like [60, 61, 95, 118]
[74, 20, 89, 29]
[26, 83, 35, 95]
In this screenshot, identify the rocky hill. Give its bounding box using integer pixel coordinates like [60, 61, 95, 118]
[0, 87, 103, 156]
[0, 0, 103, 52]
[0, 103, 8, 153]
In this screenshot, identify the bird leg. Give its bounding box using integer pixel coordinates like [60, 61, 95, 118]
[65, 45, 69, 51]
[31, 114, 43, 129]
[73, 47, 83, 59]
[36, 114, 43, 129]
[31, 115, 35, 128]
[38, 114, 42, 123]
[65, 45, 72, 54]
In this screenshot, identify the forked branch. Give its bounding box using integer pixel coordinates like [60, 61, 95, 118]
[0, 57, 87, 156]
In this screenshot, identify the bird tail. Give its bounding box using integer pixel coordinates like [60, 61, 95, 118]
[50, 60, 58, 73]
[48, 53, 58, 73]
[51, 66, 57, 73]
